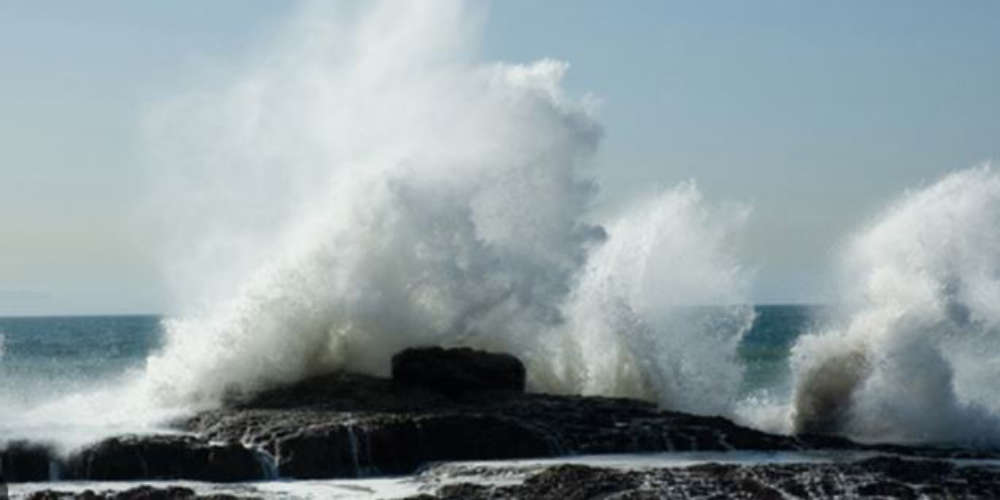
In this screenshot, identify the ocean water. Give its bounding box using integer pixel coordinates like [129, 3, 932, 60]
[0, 315, 183, 449]
[738, 305, 826, 396]
[0, 316, 161, 406]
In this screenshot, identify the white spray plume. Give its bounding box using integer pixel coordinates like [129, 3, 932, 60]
[557, 184, 754, 415]
[790, 166, 1000, 445]
[131, 0, 754, 422]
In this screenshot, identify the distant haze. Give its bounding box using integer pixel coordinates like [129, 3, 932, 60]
[2, 1, 998, 315]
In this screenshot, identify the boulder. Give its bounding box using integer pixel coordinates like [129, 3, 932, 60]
[391, 347, 525, 394]
[1, 440, 54, 482]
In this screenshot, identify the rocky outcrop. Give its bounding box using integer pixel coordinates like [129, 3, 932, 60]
[182, 369, 1000, 480]
[62, 435, 265, 482]
[185, 371, 807, 479]
[391, 346, 526, 394]
[405, 456, 1000, 499]
[1, 440, 54, 482]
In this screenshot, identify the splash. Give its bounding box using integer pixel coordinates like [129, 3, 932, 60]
[555, 184, 754, 415]
[134, 0, 754, 418]
[789, 166, 1000, 445]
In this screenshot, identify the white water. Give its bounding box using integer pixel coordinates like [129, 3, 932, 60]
[558, 185, 753, 415]
[132, 0, 754, 419]
[787, 166, 1000, 445]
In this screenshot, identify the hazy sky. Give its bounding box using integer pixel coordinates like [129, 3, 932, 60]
[2, 1, 999, 315]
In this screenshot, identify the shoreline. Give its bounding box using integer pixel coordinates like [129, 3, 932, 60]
[6, 347, 1000, 498]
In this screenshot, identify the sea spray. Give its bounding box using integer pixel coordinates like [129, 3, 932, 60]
[558, 184, 755, 415]
[789, 166, 1000, 444]
[137, 0, 755, 420]
[140, 0, 601, 406]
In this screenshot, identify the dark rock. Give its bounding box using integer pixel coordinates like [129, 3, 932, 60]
[25, 486, 257, 500]
[65, 435, 265, 482]
[855, 480, 917, 499]
[107, 485, 197, 500]
[1, 440, 55, 482]
[391, 347, 525, 394]
[406, 457, 1000, 499]
[230, 371, 449, 411]
[182, 366, 1000, 480]
[264, 413, 556, 478]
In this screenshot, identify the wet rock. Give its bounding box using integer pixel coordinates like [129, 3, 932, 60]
[65, 435, 265, 482]
[182, 365, 1000, 480]
[1, 440, 55, 482]
[406, 457, 1000, 499]
[263, 413, 556, 478]
[391, 346, 525, 394]
[25, 485, 257, 499]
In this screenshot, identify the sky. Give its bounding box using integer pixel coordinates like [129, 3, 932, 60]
[1, 1, 999, 315]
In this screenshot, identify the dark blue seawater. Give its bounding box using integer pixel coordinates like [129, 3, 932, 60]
[738, 305, 826, 396]
[0, 315, 163, 406]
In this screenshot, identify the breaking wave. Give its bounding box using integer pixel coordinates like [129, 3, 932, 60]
[789, 166, 1000, 445]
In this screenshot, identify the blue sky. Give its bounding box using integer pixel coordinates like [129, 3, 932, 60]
[2, 1, 999, 314]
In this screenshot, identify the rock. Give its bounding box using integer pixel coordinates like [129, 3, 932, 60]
[65, 435, 266, 482]
[391, 347, 525, 394]
[183, 365, 1000, 480]
[25, 485, 257, 500]
[230, 371, 449, 411]
[1, 440, 55, 482]
[405, 457, 1000, 499]
[252, 413, 556, 478]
